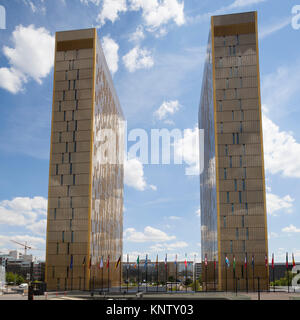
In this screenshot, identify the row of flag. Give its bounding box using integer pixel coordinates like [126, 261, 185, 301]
[71, 254, 193, 270]
[219, 252, 296, 270]
[71, 253, 297, 270]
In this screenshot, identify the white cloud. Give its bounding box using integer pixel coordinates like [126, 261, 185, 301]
[129, 25, 145, 43]
[0, 197, 47, 227]
[263, 114, 300, 178]
[0, 68, 26, 94]
[124, 226, 176, 242]
[97, 0, 127, 26]
[122, 46, 154, 72]
[0, 24, 54, 94]
[101, 35, 119, 75]
[196, 208, 201, 217]
[228, 0, 266, 9]
[268, 232, 279, 240]
[174, 125, 200, 175]
[80, 0, 101, 5]
[26, 219, 47, 236]
[154, 100, 180, 121]
[259, 17, 290, 40]
[282, 225, 300, 234]
[124, 158, 147, 191]
[266, 192, 294, 216]
[168, 216, 181, 220]
[150, 241, 188, 252]
[149, 185, 157, 191]
[129, 0, 185, 32]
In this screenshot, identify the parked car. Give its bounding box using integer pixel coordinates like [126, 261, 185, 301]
[19, 283, 28, 289]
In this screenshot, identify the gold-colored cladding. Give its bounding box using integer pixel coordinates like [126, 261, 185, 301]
[201, 12, 269, 291]
[45, 28, 124, 291]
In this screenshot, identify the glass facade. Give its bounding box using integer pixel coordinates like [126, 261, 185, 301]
[46, 28, 124, 291]
[199, 12, 269, 291]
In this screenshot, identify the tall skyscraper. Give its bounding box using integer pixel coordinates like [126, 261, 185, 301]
[199, 12, 268, 291]
[45, 28, 124, 291]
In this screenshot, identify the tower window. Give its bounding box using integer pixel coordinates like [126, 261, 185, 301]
[227, 192, 230, 203]
[224, 168, 227, 180]
[239, 191, 242, 204]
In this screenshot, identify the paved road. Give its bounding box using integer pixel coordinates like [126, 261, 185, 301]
[0, 294, 28, 300]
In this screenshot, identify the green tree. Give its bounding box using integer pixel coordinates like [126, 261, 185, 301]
[6, 272, 25, 285]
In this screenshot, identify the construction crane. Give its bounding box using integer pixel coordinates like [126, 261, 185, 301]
[10, 240, 32, 256]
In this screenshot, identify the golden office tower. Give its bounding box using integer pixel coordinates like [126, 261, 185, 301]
[45, 29, 124, 291]
[199, 12, 268, 291]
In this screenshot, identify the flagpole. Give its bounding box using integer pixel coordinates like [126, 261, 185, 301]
[156, 255, 158, 293]
[252, 254, 255, 292]
[120, 257, 122, 293]
[175, 256, 177, 292]
[165, 254, 168, 293]
[137, 258, 140, 293]
[214, 258, 216, 291]
[127, 254, 129, 293]
[246, 253, 248, 293]
[287, 252, 289, 293]
[108, 256, 110, 293]
[273, 253, 275, 293]
[146, 254, 148, 293]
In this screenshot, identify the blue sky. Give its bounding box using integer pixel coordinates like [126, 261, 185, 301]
[0, 0, 299, 263]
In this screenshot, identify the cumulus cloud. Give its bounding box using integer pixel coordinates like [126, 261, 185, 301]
[282, 225, 300, 234]
[150, 241, 188, 252]
[124, 158, 147, 191]
[0, 24, 54, 94]
[80, 0, 101, 5]
[101, 35, 119, 75]
[122, 46, 154, 72]
[0, 197, 47, 227]
[174, 125, 201, 175]
[129, 25, 145, 43]
[154, 100, 180, 121]
[129, 0, 185, 33]
[263, 114, 300, 178]
[266, 192, 294, 216]
[124, 226, 176, 242]
[97, 0, 127, 26]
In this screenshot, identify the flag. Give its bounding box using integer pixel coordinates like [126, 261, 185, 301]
[251, 254, 255, 269]
[127, 254, 129, 270]
[204, 254, 208, 267]
[244, 254, 247, 270]
[272, 253, 274, 270]
[100, 256, 104, 269]
[144, 255, 148, 269]
[165, 254, 168, 270]
[214, 257, 216, 270]
[115, 256, 121, 269]
[233, 256, 236, 276]
[292, 253, 296, 268]
[174, 254, 177, 265]
[286, 252, 289, 269]
[70, 255, 73, 270]
[82, 256, 86, 266]
[89, 257, 92, 269]
[107, 255, 110, 269]
[184, 254, 187, 269]
[225, 256, 230, 268]
[155, 255, 158, 270]
[265, 254, 268, 269]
